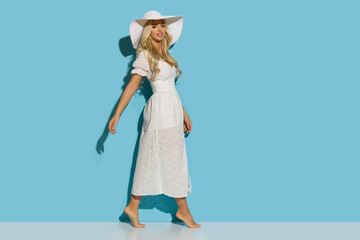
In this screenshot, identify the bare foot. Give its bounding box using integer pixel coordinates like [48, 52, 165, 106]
[176, 209, 201, 228]
[124, 206, 145, 228]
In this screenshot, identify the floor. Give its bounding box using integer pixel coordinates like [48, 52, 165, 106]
[0, 222, 359, 240]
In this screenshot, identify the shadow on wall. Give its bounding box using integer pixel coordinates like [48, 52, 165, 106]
[95, 36, 184, 224]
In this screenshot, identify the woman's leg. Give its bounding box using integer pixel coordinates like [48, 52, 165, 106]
[124, 194, 145, 228]
[174, 197, 201, 228]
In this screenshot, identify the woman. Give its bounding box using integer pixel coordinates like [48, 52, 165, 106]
[108, 10, 200, 229]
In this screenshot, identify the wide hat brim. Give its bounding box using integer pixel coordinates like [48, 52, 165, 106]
[129, 10, 183, 49]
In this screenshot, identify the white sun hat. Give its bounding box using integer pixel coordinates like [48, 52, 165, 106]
[129, 10, 183, 49]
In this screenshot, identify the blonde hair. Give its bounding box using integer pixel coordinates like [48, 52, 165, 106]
[135, 19, 182, 86]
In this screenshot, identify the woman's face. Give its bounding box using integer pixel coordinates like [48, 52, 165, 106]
[150, 19, 166, 43]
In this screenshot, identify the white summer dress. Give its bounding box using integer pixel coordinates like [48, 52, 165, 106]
[130, 50, 192, 198]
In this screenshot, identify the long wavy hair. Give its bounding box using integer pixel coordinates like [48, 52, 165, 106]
[135, 19, 182, 86]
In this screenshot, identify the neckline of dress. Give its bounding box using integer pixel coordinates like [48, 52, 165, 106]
[160, 58, 176, 69]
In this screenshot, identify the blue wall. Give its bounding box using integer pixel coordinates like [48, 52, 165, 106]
[1, 0, 359, 222]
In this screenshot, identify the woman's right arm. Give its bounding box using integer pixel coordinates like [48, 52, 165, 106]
[109, 74, 143, 134]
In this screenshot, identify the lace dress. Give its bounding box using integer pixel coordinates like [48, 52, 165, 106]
[130, 50, 192, 198]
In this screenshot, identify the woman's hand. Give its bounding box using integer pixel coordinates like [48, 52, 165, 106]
[109, 116, 120, 134]
[183, 115, 192, 134]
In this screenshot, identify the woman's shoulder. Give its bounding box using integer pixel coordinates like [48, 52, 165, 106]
[134, 50, 150, 66]
[137, 49, 149, 58]
[132, 49, 151, 74]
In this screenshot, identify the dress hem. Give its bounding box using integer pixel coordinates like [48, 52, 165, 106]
[131, 190, 191, 198]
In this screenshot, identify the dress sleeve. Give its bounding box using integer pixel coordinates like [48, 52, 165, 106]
[131, 50, 150, 77]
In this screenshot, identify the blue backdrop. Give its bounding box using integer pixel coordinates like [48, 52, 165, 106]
[1, 0, 359, 222]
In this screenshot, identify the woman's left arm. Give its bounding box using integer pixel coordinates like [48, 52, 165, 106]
[182, 105, 192, 134]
